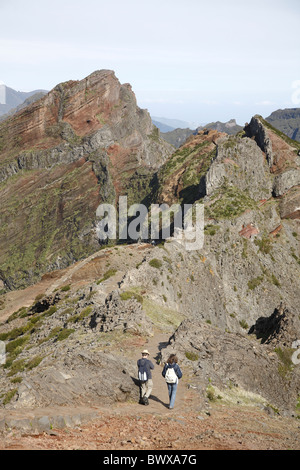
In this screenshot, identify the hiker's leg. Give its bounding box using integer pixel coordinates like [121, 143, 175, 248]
[169, 383, 178, 409]
[145, 379, 153, 398]
[140, 381, 147, 398]
[167, 383, 172, 402]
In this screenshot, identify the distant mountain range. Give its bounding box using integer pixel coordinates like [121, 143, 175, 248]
[0, 85, 48, 117]
[265, 108, 300, 142]
[155, 110, 300, 149]
[152, 116, 201, 132]
[158, 118, 243, 148]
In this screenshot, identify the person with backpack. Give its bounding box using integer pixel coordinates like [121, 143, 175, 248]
[137, 349, 154, 405]
[162, 354, 182, 409]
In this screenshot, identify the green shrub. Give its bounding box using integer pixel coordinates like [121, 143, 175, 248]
[61, 285, 71, 292]
[6, 307, 28, 323]
[0, 332, 9, 341]
[38, 326, 61, 345]
[6, 335, 30, 354]
[96, 269, 117, 284]
[48, 326, 61, 339]
[248, 276, 264, 290]
[10, 376, 22, 384]
[68, 306, 92, 323]
[205, 186, 257, 220]
[2, 389, 18, 405]
[2, 322, 34, 341]
[239, 319, 249, 330]
[34, 293, 45, 302]
[7, 359, 26, 377]
[254, 236, 272, 255]
[26, 355, 44, 370]
[185, 351, 199, 361]
[120, 291, 143, 304]
[271, 274, 281, 287]
[206, 385, 222, 402]
[43, 305, 57, 317]
[149, 259, 162, 269]
[56, 328, 75, 342]
[204, 224, 220, 236]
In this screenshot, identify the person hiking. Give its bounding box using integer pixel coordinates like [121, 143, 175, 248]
[137, 349, 154, 405]
[162, 353, 182, 409]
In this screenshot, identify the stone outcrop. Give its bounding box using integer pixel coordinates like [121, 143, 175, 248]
[273, 169, 300, 197]
[249, 303, 300, 347]
[0, 284, 142, 410]
[161, 312, 300, 413]
[245, 116, 300, 221]
[205, 134, 273, 200]
[279, 187, 300, 219]
[90, 290, 153, 336]
[244, 116, 275, 168]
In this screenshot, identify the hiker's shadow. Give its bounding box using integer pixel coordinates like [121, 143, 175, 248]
[131, 377, 140, 387]
[153, 340, 170, 364]
[150, 394, 169, 409]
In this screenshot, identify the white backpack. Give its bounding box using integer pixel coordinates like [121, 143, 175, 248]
[165, 365, 177, 383]
[138, 371, 147, 382]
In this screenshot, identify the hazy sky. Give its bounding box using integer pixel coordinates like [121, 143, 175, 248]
[0, 0, 299, 125]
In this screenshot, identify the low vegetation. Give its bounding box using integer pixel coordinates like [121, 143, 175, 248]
[120, 291, 143, 304]
[205, 185, 257, 220]
[149, 258, 162, 269]
[96, 268, 118, 284]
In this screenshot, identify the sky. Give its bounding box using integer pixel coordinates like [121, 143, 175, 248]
[0, 0, 299, 126]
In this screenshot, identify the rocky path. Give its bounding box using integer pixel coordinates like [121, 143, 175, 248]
[0, 331, 189, 430]
[128, 330, 188, 414]
[1, 329, 299, 450]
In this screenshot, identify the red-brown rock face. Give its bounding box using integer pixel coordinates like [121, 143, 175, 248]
[0, 70, 172, 289]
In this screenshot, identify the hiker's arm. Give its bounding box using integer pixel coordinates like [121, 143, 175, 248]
[175, 364, 183, 379]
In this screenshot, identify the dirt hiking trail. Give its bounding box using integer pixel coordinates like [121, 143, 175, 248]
[1, 330, 300, 450]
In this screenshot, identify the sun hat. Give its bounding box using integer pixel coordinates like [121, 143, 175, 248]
[142, 349, 150, 355]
